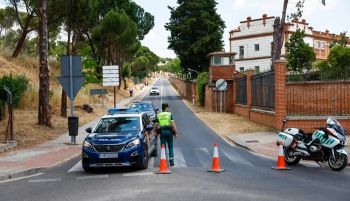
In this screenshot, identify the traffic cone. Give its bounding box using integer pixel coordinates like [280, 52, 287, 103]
[207, 144, 225, 173]
[156, 144, 171, 174]
[272, 143, 291, 170]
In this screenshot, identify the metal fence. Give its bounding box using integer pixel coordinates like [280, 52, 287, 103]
[236, 77, 247, 105]
[251, 71, 275, 110]
[287, 81, 350, 116]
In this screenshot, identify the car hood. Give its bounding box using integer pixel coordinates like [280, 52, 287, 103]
[86, 132, 140, 144]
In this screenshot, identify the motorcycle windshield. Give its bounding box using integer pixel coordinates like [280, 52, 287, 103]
[327, 117, 346, 136]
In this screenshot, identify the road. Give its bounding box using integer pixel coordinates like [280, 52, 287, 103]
[1, 78, 350, 201]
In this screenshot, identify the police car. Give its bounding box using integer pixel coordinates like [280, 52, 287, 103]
[82, 108, 158, 172]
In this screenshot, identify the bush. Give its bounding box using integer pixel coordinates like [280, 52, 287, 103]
[0, 75, 29, 120]
[196, 72, 208, 106]
[317, 46, 350, 80]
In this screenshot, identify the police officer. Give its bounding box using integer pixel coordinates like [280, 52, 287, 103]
[155, 103, 177, 166]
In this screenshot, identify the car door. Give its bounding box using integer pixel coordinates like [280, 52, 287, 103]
[142, 114, 156, 152]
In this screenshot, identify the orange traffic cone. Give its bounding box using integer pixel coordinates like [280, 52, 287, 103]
[156, 144, 171, 174]
[272, 143, 291, 170]
[207, 144, 225, 173]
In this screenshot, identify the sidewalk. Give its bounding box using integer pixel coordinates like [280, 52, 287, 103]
[0, 87, 150, 181]
[227, 132, 350, 165]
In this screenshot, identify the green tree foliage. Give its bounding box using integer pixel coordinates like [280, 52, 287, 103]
[158, 58, 181, 73]
[121, 63, 132, 89]
[317, 46, 350, 80]
[330, 32, 349, 48]
[286, 29, 316, 73]
[0, 7, 16, 36]
[196, 72, 209, 106]
[130, 46, 159, 80]
[165, 0, 225, 73]
[0, 75, 29, 120]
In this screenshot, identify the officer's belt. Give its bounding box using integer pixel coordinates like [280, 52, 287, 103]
[159, 126, 173, 131]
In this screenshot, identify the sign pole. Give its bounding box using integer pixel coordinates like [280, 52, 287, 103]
[114, 86, 116, 108]
[69, 55, 76, 144]
[220, 91, 222, 113]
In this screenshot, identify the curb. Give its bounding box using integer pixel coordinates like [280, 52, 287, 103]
[0, 168, 44, 181]
[223, 135, 254, 152]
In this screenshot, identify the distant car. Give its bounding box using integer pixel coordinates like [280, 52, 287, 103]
[130, 102, 158, 122]
[82, 109, 158, 172]
[149, 86, 160, 95]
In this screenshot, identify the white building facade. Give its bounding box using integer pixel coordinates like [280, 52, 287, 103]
[229, 14, 343, 72]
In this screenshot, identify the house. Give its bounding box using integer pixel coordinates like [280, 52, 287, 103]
[229, 14, 349, 72]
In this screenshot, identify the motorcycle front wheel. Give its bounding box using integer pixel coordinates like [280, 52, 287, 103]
[328, 153, 348, 171]
[284, 147, 302, 166]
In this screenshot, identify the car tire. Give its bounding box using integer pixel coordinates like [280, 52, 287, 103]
[82, 158, 93, 172]
[137, 145, 149, 170]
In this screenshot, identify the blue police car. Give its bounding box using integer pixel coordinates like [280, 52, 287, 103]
[82, 109, 158, 172]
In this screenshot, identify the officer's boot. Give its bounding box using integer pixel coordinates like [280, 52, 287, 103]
[169, 158, 174, 166]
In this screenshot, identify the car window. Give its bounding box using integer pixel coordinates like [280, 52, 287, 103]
[94, 117, 140, 133]
[151, 87, 159, 90]
[131, 103, 153, 111]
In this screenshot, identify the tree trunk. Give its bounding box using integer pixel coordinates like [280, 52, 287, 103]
[11, 29, 29, 58]
[38, 0, 51, 127]
[272, 0, 288, 67]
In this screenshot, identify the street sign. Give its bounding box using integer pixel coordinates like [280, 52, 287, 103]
[103, 65, 119, 87]
[61, 56, 82, 77]
[58, 55, 85, 145]
[58, 55, 85, 101]
[215, 79, 227, 91]
[90, 89, 107, 95]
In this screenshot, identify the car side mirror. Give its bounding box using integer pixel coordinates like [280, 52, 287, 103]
[155, 108, 159, 113]
[85, 127, 92, 133]
[146, 125, 153, 131]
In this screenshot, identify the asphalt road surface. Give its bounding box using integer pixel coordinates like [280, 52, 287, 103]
[1, 78, 350, 201]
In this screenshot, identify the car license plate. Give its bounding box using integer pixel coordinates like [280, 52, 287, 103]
[99, 153, 118, 158]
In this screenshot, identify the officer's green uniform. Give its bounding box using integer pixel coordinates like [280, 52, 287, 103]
[157, 111, 174, 162]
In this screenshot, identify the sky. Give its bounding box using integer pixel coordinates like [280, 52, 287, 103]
[133, 0, 350, 58]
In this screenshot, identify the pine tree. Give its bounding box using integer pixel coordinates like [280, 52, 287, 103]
[165, 0, 225, 73]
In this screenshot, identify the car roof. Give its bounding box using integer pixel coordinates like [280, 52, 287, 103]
[102, 112, 144, 119]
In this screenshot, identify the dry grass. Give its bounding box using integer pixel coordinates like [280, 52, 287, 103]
[183, 100, 274, 136]
[0, 53, 155, 153]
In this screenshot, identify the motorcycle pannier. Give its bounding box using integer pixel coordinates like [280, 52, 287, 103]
[277, 132, 293, 147]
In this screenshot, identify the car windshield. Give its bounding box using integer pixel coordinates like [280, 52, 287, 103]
[94, 117, 140, 133]
[131, 103, 154, 111]
[151, 87, 159, 90]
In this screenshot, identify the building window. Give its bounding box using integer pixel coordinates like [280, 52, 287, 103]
[239, 67, 244, 72]
[239, 46, 244, 58]
[255, 66, 260, 73]
[213, 56, 221, 65]
[254, 44, 259, 51]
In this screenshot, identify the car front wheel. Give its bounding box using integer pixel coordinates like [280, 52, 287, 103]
[136, 145, 149, 169]
[82, 158, 93, 172]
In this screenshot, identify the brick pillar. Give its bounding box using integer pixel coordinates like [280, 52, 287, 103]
[274, 61, 287, 130]
[246, 70, 254, 118]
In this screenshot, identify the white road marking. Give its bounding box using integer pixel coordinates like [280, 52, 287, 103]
[28, 178, 61, 183]
[67, 160, 83, 173]
[195, 148, 211, 168]
[122, 172, 154, 177]
[173, 148, 187, 168]
[76, 175, 109, 180]
[0, 173, 44, 184]
[221, 150, 254, 167]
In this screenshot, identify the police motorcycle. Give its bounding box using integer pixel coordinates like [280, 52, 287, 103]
[277, 117, 348, 171]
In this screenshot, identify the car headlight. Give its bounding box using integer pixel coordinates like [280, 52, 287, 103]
[126, 139, 140, 149]
[83, 140, 93, 148]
